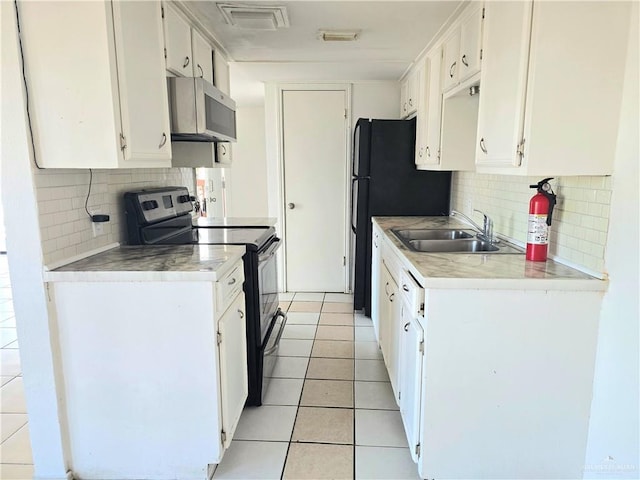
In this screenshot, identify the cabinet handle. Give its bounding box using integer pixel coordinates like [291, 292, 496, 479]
[389, 293, 395, 302]
[426, 146, 431, 157]
[384, 281, 390, 297]
[461, 54, 468, 67]
[238, 309, 244, 319]
[404, 322, 410, 332]
[418, 148, 423, 158]
[479, 137, 488, 154]
[409, 98, 413, 107]
[158, 133, 167, 148]
[403, 103, 407, 113]
[402, 284, 410, 292]
[228, 277, 237, 285]
[374, 240, 378, 248]
[197, 64, 204, 78]
[183, 56, 190, 68]
[220, 144, 227, 155]
[449, 61, 456, 78]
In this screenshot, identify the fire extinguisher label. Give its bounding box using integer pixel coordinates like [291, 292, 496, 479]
[527, 214, 549, 244]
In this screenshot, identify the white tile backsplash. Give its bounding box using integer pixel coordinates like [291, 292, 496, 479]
[34, 168, 195, 265]
[451, 173, 612, 274]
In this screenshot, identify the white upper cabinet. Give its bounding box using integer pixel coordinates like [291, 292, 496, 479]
[458, 4, 484, 82]
[400, 68, 420, 119]
[191, 29, 214, 83]
[476, 1, 631, 176]
[113, 1, 172, 165]
[214, 50, 231, 95]
[163, 3, 215, 82]
[442, 3, 484, 93]
[163, 3, 192, 76]
[20, 1, 170, 168]
[441, 28, 461, 92]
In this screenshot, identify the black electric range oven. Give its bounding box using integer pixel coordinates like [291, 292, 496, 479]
[124, 187, 286, 406]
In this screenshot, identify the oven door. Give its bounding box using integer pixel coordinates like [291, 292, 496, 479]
[257, 236, 281, 343]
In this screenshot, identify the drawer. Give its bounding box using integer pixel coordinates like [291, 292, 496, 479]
[215, 260, 244, 315]
[399, 269, 425, 317]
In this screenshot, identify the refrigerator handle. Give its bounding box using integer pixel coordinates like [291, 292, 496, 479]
[350, 177, 358, 234]
[352, 121, 360, 177]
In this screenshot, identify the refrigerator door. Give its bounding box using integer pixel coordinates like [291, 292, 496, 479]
[353, 118, 372, 177]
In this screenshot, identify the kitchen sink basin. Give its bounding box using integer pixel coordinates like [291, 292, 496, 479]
[392, 228, 524, 254]
[409, 239, 499, 252]
[392, 228, 474, 241]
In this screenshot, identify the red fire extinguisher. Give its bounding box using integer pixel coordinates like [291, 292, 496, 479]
[526, 178, 557, 262]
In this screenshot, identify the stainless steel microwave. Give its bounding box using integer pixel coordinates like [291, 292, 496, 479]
[167, 77, 236, 143]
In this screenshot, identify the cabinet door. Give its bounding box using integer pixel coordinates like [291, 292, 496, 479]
[459, 4, 483, 82]
[192, 29, 214, 83]
[441, 28, 460, 92]
[379, 261, 397, 368]
[399, 312, 424, 463]
[218, 293, 248, 449]
[423, 46, 443, 166]
[371, 229, 382, 342]
[214, 50, 231, 95]
[163, 3, 192, 76]
[414, 58, 429, 166]
[389, 283, 403, 403]
[406, 68, 420, 116]
[400, 79, 409, 118]
[475, 1, 532, 168]
[112, 1, 171, 166]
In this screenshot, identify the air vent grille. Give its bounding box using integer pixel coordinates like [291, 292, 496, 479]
[217, 3, 289, 30]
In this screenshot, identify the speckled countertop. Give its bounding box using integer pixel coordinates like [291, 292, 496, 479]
[45, 244, 246, 282]
[374, 216, 607, 291]
[193, 217, 277, 228]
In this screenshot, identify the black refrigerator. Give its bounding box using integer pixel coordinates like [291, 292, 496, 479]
[351, 117, 451, 316]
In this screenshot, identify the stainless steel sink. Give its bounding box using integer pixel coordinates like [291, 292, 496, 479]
[392, 228, 474, 241]
[392, 228, 524, 254]
[408, 239, 499, 252]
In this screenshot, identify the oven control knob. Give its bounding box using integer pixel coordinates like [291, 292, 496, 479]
[141, 200, 158, 211]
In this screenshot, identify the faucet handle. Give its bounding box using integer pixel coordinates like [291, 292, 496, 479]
[473, 209, 494, 242]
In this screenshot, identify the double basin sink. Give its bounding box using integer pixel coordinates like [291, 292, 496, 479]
[391, 228, 524, 254]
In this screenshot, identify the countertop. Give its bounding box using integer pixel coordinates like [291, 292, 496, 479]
[374, 216, 607, 291]
[45, 244, 246, 282]
[194, 217, 277, 228]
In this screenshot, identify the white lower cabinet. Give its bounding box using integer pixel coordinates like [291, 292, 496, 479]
[48, 260, 248, 479]
[373, 223, 603, 479]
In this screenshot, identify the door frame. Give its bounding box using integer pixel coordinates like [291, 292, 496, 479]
[272, 83, 352, 293]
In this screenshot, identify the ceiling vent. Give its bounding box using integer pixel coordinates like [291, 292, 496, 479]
[217, 3, 289, 30]
[318, 30, 361, 42]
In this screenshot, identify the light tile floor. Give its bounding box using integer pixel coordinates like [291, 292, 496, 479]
[213, 292, 420, 480]
[0, 276, 419, 479]
[0, 254, 34, 479]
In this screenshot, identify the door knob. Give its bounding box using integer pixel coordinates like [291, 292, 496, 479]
[287, 203, 295, 210]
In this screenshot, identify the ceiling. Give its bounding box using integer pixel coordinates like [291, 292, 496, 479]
[183, 1, 464, 106]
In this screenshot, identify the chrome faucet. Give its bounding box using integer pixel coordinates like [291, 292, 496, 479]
[450, 209, 498, 244]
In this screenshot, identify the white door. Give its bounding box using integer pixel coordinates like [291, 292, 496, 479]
[399, 313, 424, 462]
[282, 89, 347, 292]
[218, 293, 247, 449]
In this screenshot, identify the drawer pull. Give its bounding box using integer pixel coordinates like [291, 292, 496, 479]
[228, 277, 237, 286]
[404, 322, 410, 332]
[389, 293, 395, 302]
[238, 309, 244, 319]
[403, 284, 410, 292]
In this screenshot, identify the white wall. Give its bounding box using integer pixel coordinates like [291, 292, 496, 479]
[584, 5, 639, 477]
[351, 82, 400, 124]
[225, 107, 269, 217]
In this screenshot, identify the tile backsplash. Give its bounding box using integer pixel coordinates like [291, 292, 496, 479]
[34, 168, 195, 266]
[451, 173, 612, 274]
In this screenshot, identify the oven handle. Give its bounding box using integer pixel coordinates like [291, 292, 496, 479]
[258, 236, 281, 263]
[263, 308, 287, 357]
